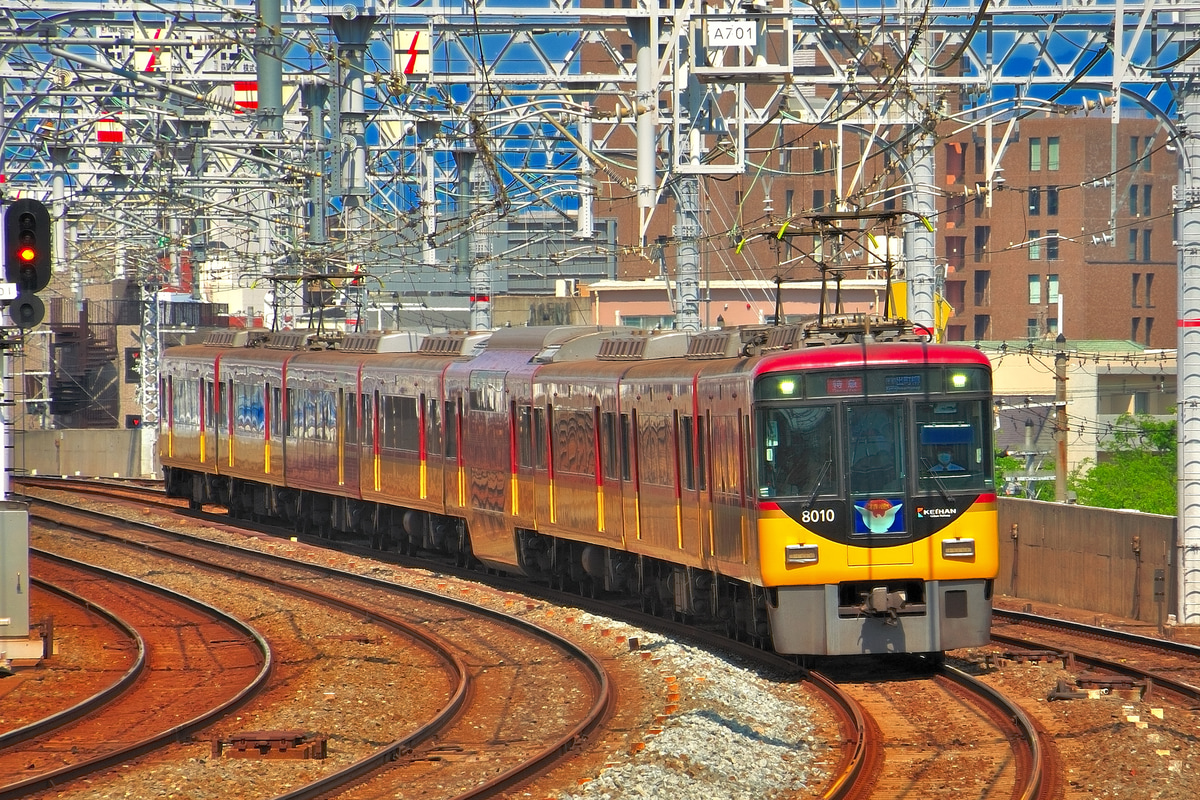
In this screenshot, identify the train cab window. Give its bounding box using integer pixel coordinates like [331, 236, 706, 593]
[847, 404, 905, 496]
[916, 400, 992, 491]
[758, 405, 836, 498]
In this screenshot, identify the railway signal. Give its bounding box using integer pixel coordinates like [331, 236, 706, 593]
[3, 198, 52, 328]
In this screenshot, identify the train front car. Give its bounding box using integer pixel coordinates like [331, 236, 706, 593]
[752, 339, 997, 657]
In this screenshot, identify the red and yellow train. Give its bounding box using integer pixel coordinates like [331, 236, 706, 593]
[160, 317, 998, 657]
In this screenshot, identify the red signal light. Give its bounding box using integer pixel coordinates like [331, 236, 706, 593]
[18, 245, 36, 263]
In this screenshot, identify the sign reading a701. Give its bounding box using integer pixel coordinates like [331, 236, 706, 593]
[705, 20, 757, 49]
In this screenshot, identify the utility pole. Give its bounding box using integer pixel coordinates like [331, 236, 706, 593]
[1054, 334, 1069, 502]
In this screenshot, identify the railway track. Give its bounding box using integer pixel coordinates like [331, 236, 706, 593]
[992, 607, 1200, 705]
[812, 656, 1047, 800]
[22, 493, 614, 800]
[17, 477, 1066, 799]
[0, 555, 269, 799]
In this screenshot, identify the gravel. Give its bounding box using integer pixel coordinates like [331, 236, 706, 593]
[545, 615, 827, 800]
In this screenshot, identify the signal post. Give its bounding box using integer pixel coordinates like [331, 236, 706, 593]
[0, 196, 53, 667]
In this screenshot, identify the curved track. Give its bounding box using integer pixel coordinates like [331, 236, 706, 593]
[0, 555, 270, 799]
[23, 489, 615, 800]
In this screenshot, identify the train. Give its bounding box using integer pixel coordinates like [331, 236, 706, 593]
[159, 316, 998, 657]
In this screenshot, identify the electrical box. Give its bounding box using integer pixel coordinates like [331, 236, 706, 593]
[0, 503, 30, 639]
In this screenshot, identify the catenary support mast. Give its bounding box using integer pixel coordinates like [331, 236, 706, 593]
[1176, 12, 1200, 625]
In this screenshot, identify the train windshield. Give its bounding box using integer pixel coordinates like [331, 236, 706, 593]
[914, 399, 992, 492]
[847, 403, 906, 495]
[756, 395, 994, 499]
[758, 406, 837, 498]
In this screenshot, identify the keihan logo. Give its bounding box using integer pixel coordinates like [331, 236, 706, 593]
[916, 506, 957, 519]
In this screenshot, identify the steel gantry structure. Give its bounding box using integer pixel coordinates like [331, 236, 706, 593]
[3, 0, 1200, 621]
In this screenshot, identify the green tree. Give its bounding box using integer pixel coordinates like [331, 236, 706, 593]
[1068, 412, 1176, 515]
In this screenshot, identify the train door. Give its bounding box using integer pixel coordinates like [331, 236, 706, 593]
[443, 396, 463, 512]
[599, 409, 625, 546]
[531, 403, 550, 524]
[696, 411, 714, 561]
[676, 410, 703, 559]
[423, 393, 441, 504]
[513, 401, 536, 525]
[710, 410, 747, 564]
[846, 401, 912, 565]
[339, 387, 359, 490]
[619, 409, 641, 544]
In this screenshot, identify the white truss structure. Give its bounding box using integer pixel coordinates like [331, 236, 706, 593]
[4, 0, 1200, 622]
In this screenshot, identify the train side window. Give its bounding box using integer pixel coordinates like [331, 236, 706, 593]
[444, 399, 458, 458]
[517, 404, 534, 469]
[364, 393, 375, 450]
[424, 395, 438, 457]
[283, 387, 292, 438]
[218, 380, 229, 431]
[398, 396, 419, 451]
[532, 405, 547, 470]
[344, 388, 357, 445]
[381, 395, 419, 451]
[618, 413, 632, 481]
[680, 414, 696, 491]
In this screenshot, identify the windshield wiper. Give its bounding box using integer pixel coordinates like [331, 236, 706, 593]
[920, 457, 951, 503]
[804, 459, 833, 510]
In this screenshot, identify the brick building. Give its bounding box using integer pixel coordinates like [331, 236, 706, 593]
[938, 115, 1175, 348]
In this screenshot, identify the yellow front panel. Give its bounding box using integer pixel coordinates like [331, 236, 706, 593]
[757, 503, 999, 587]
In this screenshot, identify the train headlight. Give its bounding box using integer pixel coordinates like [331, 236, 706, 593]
[785, 544, 819, 564]
[941, 538, 976, 558]
[950, 372, 969, 388]
[778, 378, 797, 395]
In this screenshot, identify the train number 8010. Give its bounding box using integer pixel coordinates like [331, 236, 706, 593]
[800, 508, 837, 524]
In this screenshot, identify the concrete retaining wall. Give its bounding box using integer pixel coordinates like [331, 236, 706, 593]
[12, 430, 157, 479]
[996, 498, 1177, 626]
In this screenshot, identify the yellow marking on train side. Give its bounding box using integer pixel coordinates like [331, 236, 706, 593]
[676, 499, 683, 549]
[596, 484, 605, 532]
[421, 460, 429, 500]
[510, 472, 518, 516]
[265, 440, 271, 474]
[548, 477, 556, 523]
